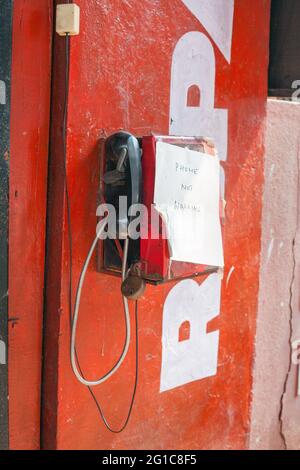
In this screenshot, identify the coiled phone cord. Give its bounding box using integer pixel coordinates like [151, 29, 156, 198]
[70, 218, 131, 386]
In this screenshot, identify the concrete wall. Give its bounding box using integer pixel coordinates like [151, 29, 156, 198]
[250, 99, 300, 450]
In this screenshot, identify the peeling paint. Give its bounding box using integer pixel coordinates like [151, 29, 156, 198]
[226, 266, 235, 287]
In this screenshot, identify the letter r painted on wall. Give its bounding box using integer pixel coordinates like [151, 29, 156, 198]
[160, 275, 221, 392]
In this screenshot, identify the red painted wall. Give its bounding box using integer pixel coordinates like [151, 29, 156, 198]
[43, 0, 270, 449]
[9, 0, 53, 450]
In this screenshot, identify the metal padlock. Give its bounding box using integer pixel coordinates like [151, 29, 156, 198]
[121, 275, 146, 300]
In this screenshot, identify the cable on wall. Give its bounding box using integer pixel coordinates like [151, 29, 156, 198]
[63, 33, 138, 433]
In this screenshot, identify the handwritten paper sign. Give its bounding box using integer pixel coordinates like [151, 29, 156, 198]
[154, 142, 224, 267]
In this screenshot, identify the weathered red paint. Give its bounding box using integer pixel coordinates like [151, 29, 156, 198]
[9, 0, 53, 450]
[44, 0, 271, 449]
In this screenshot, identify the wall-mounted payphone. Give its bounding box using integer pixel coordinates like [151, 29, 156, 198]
[97, 133, 222, 297]
[71, 131, 224, 427]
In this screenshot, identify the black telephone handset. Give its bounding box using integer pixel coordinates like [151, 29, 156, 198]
[103, 131, 142, 236]
[103, 131, 145, 300]
[71, 133, 143, 390]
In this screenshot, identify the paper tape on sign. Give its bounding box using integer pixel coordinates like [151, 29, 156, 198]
[154, 142, 224, 267]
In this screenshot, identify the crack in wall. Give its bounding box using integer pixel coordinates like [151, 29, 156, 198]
[278, 238, 296, 450]
[278, 133, 300, 451]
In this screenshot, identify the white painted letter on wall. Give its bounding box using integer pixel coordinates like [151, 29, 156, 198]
[181, 0, 234, 63]
[170, 32, 228, 162]
[160, 274, 221, 392]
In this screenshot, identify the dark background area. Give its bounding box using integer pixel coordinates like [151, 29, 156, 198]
[0, 0, 13, 451]
[269, 0, 300, 97]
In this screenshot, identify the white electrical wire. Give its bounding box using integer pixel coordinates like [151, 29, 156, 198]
[70, 216, 131, 386]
